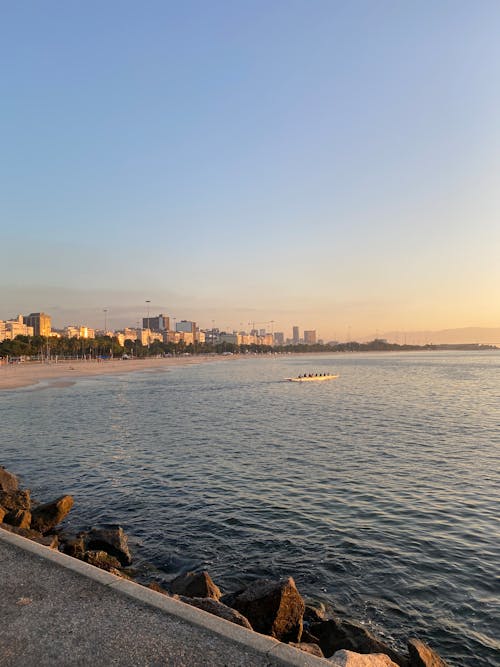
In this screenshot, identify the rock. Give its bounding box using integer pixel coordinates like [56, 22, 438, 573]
[302, 628, 321, 643]
[289, 642, 324, 658]
[109, 567, 133, 579]
[407, 639, 448, 667]
[82, 550, 122, 572]
[304, 602, 327, 624]
[0, 467, 19, 492]
[0, 507, 7, 523]
[148, 582, 171, 596]
[38, 533, 59, 549]
[0, 489, 31, 511]
[85, 525, 132, 566]
[62, 536, 86, 559]
[330, 650, 400, 666]
[31, 495, 73, 534]
[179, 596, 253, 629]
[310, 618, 405, 665]
[0, 522, 58, 548]
[230, 577, 305, 642]
[4, 509, 32, 529]
[170, 571, 222, 600]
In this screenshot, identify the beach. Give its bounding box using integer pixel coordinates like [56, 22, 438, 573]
[0, 356, 220, 391]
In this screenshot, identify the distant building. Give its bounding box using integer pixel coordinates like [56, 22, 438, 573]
[176, 320, 196, 334]
[178, 331, 194, 345]
[63, 326, 95, 339]
[274, 332, 284, 345]
[292, 326, 300, 344]
[0, 315, 34, 341]
[115, 333, 125, 347]
[240, 334, 257, 345]
[203, 328, 219, 345]
[304, 330, 317, 345]
[121, 328, 138, 342]
[137, 329, 150, 346]
[219, 333, 239, 345]
[24, 312, 51, 337]
[143, 313, 170, 332]
[164, 331, 181, 344]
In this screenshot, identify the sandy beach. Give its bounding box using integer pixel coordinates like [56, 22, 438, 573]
[0, 356, 221, 391]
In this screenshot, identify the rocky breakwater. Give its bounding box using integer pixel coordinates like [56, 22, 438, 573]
[0, 466, 448, 667]
[0, 466, 70, 549]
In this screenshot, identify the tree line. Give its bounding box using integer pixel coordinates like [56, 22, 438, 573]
[0, 334, 441, 360]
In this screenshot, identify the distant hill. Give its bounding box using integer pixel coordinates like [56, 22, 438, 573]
[362, 327, 500, 346]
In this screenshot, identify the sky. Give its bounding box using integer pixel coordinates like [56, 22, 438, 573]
[1, 1, 500, 340]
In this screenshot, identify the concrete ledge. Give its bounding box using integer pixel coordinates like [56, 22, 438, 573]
[0, 527, 330, 666]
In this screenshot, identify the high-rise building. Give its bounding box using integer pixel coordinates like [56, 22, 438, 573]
[24, 312, 51, 337]
[304, 330, 317, 345]
[292, 326, 300, 344]
[176, 320, 196, 334]
[143, 313, 170, 332]
[274, 332, 285, 346]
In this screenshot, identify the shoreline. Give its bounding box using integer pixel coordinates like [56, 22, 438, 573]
[0, 464, 448, 665]
[0, 356, 222, 391]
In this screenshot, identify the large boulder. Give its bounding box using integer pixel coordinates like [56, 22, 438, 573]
[0, 522, 58, 548]
[310, 618, 405, 665]
[330, 650, 400, 666]
[0, 467, 19, 492]
[289, 642, 324, 658]
[4, 509, 31, 529]
[0, 489, 31, 512]
[85, 525, 132, 565]
[83, 550, 122, 572]
[179, 596, 253, 629]
[407, 639, 448, 667]
[229, 577, 305, 642]
[170, 571, 221, 600]
[31, 495, 73, 534]
[304, 602, 327, 625]
[61, 536, 86, 559]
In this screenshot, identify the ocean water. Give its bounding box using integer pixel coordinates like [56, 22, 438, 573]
[1, 351, 499, 666]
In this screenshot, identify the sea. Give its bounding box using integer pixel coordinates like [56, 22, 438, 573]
[1, 351, 499, 666]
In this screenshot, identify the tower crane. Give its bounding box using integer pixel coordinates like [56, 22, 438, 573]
[248, 320, 274, 333]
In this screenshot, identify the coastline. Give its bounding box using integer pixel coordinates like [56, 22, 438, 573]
[0, 463, 447, 666]
[0, 355, 221, 391]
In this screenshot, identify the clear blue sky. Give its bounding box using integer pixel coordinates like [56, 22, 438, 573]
[2, 1, 499, 338]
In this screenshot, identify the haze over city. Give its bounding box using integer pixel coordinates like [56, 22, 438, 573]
[2, 2, 500, 339]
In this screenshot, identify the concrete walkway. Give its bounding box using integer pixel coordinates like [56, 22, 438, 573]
[0, 528, 329, 666]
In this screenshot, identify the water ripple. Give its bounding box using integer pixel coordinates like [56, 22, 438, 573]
[1, 351, 499, 666]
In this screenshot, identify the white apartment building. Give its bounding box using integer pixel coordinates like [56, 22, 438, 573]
[0, 316, 34, 341]
[63, 326, 95, 339]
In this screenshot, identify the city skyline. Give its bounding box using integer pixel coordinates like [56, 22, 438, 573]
[2, 303, 500, 346]
[0, 306, 316, 343]
[2, 3, 500, 338]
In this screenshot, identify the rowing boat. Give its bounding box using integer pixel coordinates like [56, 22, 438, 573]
[285, 374, 339, 382]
